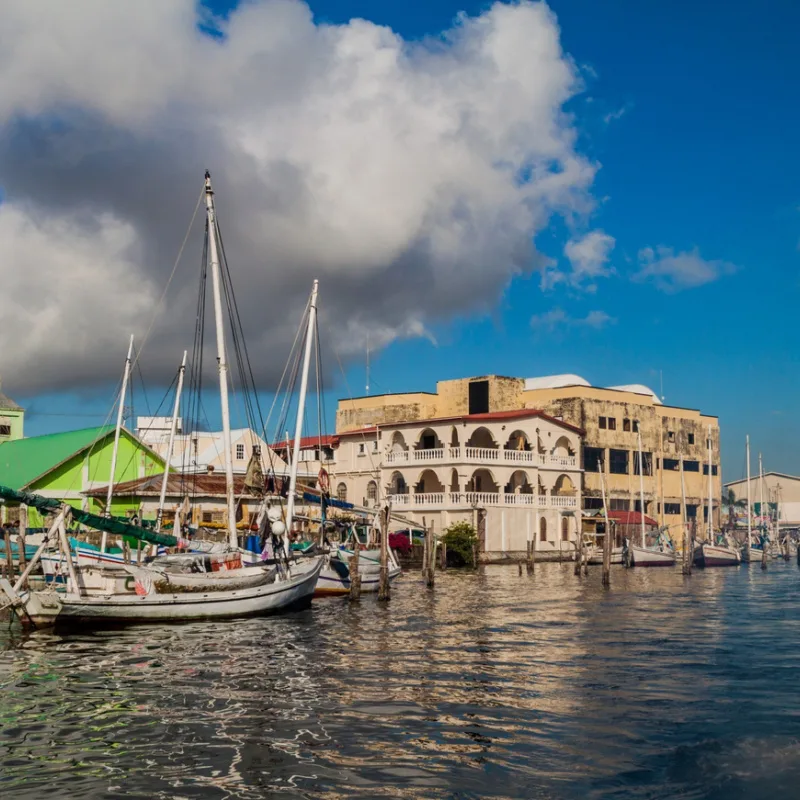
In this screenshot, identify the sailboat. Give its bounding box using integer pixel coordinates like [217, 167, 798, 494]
[694, 429, 740, 567]
[628, 430, 676, 566]
[1, 172, 323, 626]
[742, 447, 770, 563]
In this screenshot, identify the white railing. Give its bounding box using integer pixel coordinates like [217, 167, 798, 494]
[551, 495, 577, 508]
[386, 492, 576, 509]
[382, 446, 577, 468]
[391, 493, 411, 505]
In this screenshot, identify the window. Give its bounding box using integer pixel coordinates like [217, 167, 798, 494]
[599, 416, 607, 429]
[421, 434, 436, 450]
[633, 451, 653, 476]
[703, 464, 719, 476]
[336, 483, 348, 502]
[372, 440, 379, 453]
[688, 433, 695, 445]
[561, 518, 569, 541]
[583, 497, 603, 510]
[609, 448, 628, 474]
[632, 420, 639, 433]
[664, 503, 681, 515]
[0, 425, 10, 437]
[623, 418, 631, 432]
[358, 443, 366, 455]
[469, 380, 489, 414]
[633, 499, 645, 513]
[583, 446, 604, 472]
[610, 498, 630, 511]
[539, 517, 547, 542]
[235, 443, 245, 460]
[202, 511, 224, 524]
[667, 431, 675, 443]
[683, 460, 700, 472]
[607, 417, 617, 431]
[663, 458, 679, 471]
[686, 504, 697, 519]
[367, 481, 378, 502]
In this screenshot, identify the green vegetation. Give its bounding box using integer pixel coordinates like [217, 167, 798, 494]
[441, 521, 478, 568]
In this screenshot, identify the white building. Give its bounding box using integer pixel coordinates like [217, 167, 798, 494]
[329, 409, 583, 559]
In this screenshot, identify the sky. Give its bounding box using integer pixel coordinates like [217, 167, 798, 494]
[2, 0, 799, 482]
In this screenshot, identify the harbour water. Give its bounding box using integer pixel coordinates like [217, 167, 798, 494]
[2, 562, 799, 799]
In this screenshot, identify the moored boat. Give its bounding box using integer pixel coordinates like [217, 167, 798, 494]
[629, 543, 675, 566]
[693, 540, 741, 567]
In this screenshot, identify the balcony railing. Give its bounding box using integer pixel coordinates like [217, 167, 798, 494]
[387, 493, 577, 509]
[383, 446, 577, 469]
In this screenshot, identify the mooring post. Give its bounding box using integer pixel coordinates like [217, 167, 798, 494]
[3, 527, 14, 581]
[440, 541, 447, 572]
[378, 505, 391, 601]
[761, 535, 768, 571]
[426, 527, 436, 589]
[349, 527, 362, 602]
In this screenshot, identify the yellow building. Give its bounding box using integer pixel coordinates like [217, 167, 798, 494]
[336, 374, 720, 543]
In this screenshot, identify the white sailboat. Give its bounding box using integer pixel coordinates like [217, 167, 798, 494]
[742, 449, 770, 562]
[628, 430, 676, 566]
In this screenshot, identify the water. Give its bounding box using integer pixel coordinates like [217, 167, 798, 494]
[2, 562, 800, 799]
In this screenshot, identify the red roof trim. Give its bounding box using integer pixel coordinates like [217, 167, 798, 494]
[608, 510, 658, 527]
[270, 434, 336, 450]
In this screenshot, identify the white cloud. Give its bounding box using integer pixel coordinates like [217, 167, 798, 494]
[603, 104, 630, 124]
[530, 307, 614, 331]
[0, 0, 599, 394]
[563, 229, 616, 287]
[634, 246, 738, 292]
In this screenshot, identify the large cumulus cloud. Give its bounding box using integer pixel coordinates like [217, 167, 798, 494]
[0, 0, 596, 394]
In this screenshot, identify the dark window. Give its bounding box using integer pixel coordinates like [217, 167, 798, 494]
[688, 433, 695, 445]
[583, 446, 604, 472]
[608, 417, 617, 431]
[686, 504, 698, 519]
[599, 416, 607, 429]
[664, 503, 681, 515]
[468, 380, 489, 414]
[583, 497, 603, 510]
[633, 499, 647, 513]
[609, 448, 628, 474]
[703, 464, 719, 476]
[421, 434, 436, 450]
[663, 458, 679, 471]
[0, 425, 10, 436]
[667, 431, 675, 443]
[539, 517, 547, 542]
[683, 460, 700, 472]
[623, 418, 631, 432]
[633, 451, 653, 476]
[632, 420, 639, 432]
[561, 518, 569, 541]
[609, 498, 630, 511]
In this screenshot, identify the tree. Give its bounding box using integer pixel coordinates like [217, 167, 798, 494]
[441, 521, 478, 568]
[721, 488, 746, 528]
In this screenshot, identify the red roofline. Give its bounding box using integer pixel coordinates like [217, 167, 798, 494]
[608, 510, 658, 527]
[270, 434, 336, 450]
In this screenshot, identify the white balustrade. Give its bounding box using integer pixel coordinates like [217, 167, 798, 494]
[504, 449, 535, 463]
[389, 493, 410, 506]
[385, 450, 409, 464]
[413, 448, 444, 462]
[551, 495, 577, 508]
[464, 447, 500, 461]
[382, 443, 576, 469]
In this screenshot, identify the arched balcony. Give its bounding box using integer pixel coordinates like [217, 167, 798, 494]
[465, 427, 499, 461]
[413, 428, 445, 463]
[385, 431, 410, 464]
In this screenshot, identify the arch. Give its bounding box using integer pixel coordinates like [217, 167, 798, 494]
[553, 435, 574, 457]
[561, 517, 569, 541]
[336, 482, 348, 502]
[505, 430, 530, 451]
[553, 474, 576, 496]
[467, 468, 499, 493]
[366, 480, 378, 503]
[449, 426, 460, 447]
[389, 471, 407, 495]
[505, 469, 533, 494]
[539, 517, 547, 542]
[390, 431, 408, 453]
[466, 426, 497, 449]
[449, 468, 460, 493]
[416, 427, 443, 451]
[416, 469, 445, 493]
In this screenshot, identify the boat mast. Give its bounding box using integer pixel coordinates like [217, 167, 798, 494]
[285, 280, 319, 552]
[706, 425, 713, 541]
[759, 452, 764, 542]
[637, 429, 646, 548]
[102, 334, 134, 553]
[745, 435, 752, 554]
[204, 171, 238, 550]
[679, 454, 687, 549]
[156, 351, 187, 533]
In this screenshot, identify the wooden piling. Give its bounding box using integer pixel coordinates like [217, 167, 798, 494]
[349, 529, 362, 601]
[3, 529, 14, 581]
[378, 505, 391, 601]
[761, 537, 768, 571]
[472, 540, 478, 570]
[574, 534, 582, 576]
[426, 527, 436, 589]
[440, 541, 447, 571]
[526, 541, 533, 573]
[600, 466, 612, 587]
[16, 534, 26, 576]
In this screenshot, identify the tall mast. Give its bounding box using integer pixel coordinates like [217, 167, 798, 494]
[156, 351, 187, 533]
[746, 435, 752, 553]
[286, 280, 319, 551]
[680, 456, 687, 545]
[759, 452, 764, 540]
[637, 429, 646, 548]
[101, 334, 134, 553]
[706, 426, 713, 540]
[204, 171, 238, 550]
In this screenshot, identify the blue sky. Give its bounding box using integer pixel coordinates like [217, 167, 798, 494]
[16, 0, 800, 482]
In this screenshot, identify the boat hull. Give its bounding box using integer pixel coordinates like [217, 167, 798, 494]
[22, 557, 323, 627]
[315, 560, 402, 596]
[629, 544, 676, 567]
[587, 547, 625, 566]
[741, 546, 770, 563]
[693, 543, 741, 567]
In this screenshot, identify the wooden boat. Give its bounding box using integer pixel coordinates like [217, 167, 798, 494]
[628, 543, 675, 567]
[8, 556, 322, 627]
[693, 541, 741, 567]
[315, 551, 402, 596]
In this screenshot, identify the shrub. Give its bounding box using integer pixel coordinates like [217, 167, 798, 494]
[441, 521, 478, 568]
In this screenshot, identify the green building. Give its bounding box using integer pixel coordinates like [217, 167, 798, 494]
[0, 425, 165, 527]
[0, 382, 24, 443]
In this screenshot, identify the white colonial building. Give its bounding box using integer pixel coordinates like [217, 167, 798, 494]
[329, 409, 583, 559]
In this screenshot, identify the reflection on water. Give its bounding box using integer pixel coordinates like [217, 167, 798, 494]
[2, 563, 800, 799]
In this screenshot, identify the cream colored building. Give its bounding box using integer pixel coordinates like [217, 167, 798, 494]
[725, 472, 800, 526]
[336, 373, 720, 549]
